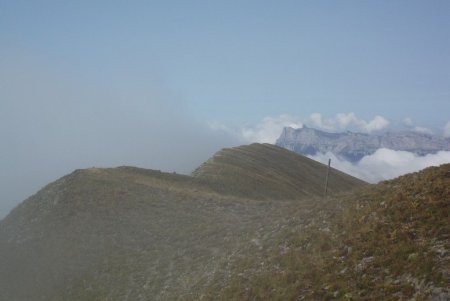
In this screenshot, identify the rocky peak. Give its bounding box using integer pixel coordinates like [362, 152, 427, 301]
[276, 127, 450, 162]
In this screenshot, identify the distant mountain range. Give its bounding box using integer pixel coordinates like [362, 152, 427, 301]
[276, 126, 450, 162]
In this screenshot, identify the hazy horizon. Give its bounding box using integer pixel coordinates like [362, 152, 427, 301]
[1, 1, 450, 218]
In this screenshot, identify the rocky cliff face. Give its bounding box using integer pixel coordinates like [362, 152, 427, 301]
[276, 126, 450, 162]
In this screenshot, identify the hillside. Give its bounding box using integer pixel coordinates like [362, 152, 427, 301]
[0, 166, 286, 300]
[0, 144, 365, 301]
[0, 144, 448, 300]
[192, 143, 366, 199]
[277, 126, 450, 161]
[197, 164, 450, 300]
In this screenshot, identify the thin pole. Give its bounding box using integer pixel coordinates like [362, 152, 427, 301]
[324, 158, 331, 197]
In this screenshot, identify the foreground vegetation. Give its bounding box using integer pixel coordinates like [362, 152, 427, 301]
[195, 164, 450, 300]
[0, 144, 448, 300]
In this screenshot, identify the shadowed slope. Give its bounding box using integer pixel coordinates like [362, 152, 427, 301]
[192, 143, 366, 199]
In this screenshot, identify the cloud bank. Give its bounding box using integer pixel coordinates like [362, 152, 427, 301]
[239, 115, 303, 143]
[309, 112, 390, 133]
[309, 149, 450, 183]
[235, 113, 393, 144]
[237, 113, 449, 145]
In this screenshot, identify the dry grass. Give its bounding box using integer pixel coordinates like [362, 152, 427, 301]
[193, 143, 366, 199]
[196, 164, 450, 300]
[0, 145, 447, 301]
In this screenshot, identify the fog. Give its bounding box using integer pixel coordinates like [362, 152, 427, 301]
[0, 54, 239, 219]
[2, 52, 448, 219]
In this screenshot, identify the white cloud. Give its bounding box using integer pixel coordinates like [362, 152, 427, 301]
[413, 126, 433, 135]
[336, 112, 358, 128]
[309, 113, 336, 131]
[240, 114, 303, 143]
[403, 117, 413, 127]
[307, 112, 389, 133]
[235, 112, 392, 145]
[218, 112, 440, 153]
[401, 117, 433, 135]
[364, 115, 390, 132]
[444, 121, 450, 138]
[309, 149, 450, 183]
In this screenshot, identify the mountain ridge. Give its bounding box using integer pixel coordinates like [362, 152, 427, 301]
[0, 143, 365, 301]
[0, 143, 448, 300]
[192, 143, 366, 199]
[276, 126, 450, 162]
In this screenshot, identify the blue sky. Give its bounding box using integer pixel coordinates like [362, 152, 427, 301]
[2, 1, 449, 124]
[1, 1, 450, 217]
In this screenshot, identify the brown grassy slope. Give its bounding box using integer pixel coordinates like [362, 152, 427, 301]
[192, 143, 366, 199]
[0, 144, 367, 301]
[195, 164, 450, 300]
[0, 174, 362, 299]
[0, 166, 295, 301]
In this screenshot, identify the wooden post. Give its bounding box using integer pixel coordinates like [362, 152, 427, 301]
[324, 158, 331, 197]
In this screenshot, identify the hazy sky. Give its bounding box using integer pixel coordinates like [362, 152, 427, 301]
[1, 1, 450, 217]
